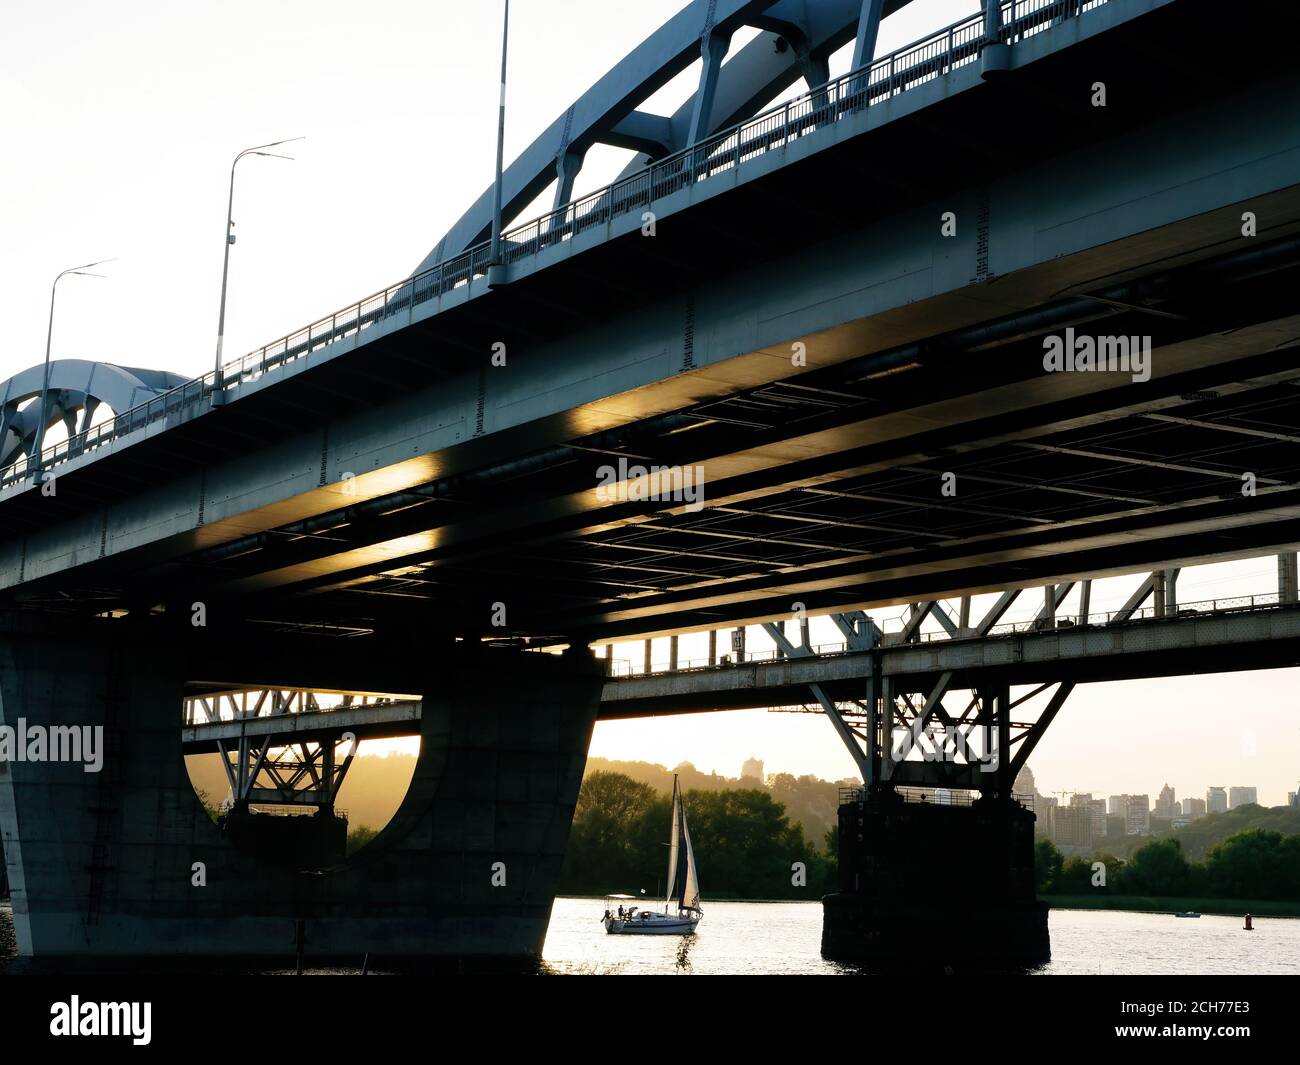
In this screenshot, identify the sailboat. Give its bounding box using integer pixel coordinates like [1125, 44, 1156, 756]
[603, 776, 702, 935]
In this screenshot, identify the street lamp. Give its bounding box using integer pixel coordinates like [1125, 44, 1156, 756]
[213, 137, 304, 387]
[488, 0, 510, 283]
[32, 259, 115, 483]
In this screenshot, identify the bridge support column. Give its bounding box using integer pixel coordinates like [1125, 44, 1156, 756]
[1279, 552, 1298, 604]
[687, 30, 731, 147]
[553, 146, 586, 210]
[823, 788, 1048, 970]
[0, 614, 602, 965]
[851, 0, 885, 70]
[823, 676, 1046, 969]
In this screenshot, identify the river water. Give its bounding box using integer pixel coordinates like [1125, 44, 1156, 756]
[541, 898, 1300, 975]
[3, 901, 1296, 974]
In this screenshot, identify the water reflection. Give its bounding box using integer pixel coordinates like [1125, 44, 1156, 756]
[5, 901, 1296, 976]
[675, 933, 695, 972]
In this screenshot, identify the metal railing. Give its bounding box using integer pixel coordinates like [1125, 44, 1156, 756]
[912, 591, 1283, 643]
[837, 785, 1036, 808]
[182, 692, 409, 728]
[606, 588, 1288, 679]
[0, 0, 1111, 493]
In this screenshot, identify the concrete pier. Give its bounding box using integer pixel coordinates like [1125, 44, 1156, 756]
[0, 613, 602, 962]
[823, 789, 1049, 970]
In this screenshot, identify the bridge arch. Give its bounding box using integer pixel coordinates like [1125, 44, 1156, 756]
[0, 359, 191, 471]
[418, 0, 917, 271]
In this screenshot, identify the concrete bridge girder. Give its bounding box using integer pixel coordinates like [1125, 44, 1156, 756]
[6, 17, 1300, 636]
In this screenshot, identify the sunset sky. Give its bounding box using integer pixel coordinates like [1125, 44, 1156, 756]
[6, 0, 1298, 808]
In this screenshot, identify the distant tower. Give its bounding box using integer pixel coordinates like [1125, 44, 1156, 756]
[1124, 794, 1151, 836]
[1228, 786, 1257, 810]
[1206, 786, 1228, 814]
[741, 757, 764, 784]
[1155, 783, 1177, 819]
[1014, 765, 1037, 796]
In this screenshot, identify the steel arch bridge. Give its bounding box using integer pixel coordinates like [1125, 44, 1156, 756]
[421, 0, 916, 269]
[0, 360, 190, 474]
[1, 0, 1068, 489]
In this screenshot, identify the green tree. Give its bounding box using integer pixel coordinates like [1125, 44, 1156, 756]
[1034, 838, 1063, 893]
[823, 824, 839, 889]
[560, 771, 658, 894]
[1054, 854, 1100, 893]
[346, 824, 378, 856]
[769, 772, 798, 797]
[670, 788, 828, 899]
[1116, 837, 1192, 896]
[1204, 829, 1299, 900]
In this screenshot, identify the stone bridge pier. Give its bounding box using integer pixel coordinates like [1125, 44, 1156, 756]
[0, 612, 602, 965]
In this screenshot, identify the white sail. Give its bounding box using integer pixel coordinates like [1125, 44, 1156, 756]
[679, 798, 701, 912]
[664, 776, 681, 906]
[664, 776, 701, 913]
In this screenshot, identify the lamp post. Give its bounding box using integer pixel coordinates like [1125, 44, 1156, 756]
[213, 137, 304, 388]
[489, 0, 510, 279]
[32, 259, 114, 483]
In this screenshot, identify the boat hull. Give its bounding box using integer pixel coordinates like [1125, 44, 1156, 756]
[604, 916, 699, 936]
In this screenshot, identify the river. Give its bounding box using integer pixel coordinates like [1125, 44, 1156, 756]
[3, 900, 1296, 974]
[541, 898, 1300, 975]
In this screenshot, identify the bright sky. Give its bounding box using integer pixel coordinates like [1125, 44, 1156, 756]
[4, 1, 1298, 807]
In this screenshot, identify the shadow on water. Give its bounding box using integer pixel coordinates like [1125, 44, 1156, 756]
[1, 904, 1043, 976]
[0, 906, 549, 977]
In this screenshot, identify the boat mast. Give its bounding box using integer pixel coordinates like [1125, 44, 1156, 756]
[665, 774, 682, 909]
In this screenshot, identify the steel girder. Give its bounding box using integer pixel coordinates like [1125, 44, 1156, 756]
[0, 360, 189, 472]
[418, 0, 908, 269]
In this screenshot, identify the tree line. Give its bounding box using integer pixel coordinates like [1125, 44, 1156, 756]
[559, 771, 835, 899]
[1034, 830, 1300, 899]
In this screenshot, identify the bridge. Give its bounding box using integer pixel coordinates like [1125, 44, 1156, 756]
[176, 555, 1300, 785]
[2, 0, 1299, 968]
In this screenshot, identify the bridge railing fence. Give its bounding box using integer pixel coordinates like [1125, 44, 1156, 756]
[1, 0, 1111, 492]
[837, 785, 1035, 810]
[181, 693, 405, 728]
[606, 589, 1288, 679]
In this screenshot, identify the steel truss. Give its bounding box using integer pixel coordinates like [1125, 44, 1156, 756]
[766, 552, 1299, 794]
[185, 689, 380, 809]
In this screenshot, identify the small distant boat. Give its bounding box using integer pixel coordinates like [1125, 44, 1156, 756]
[603, 776, 702, 935]
[1175, 911, 1201, 918]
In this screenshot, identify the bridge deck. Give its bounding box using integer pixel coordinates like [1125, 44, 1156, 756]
[180, 593, 1300, 751]
[6, 0, 1300, 650]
